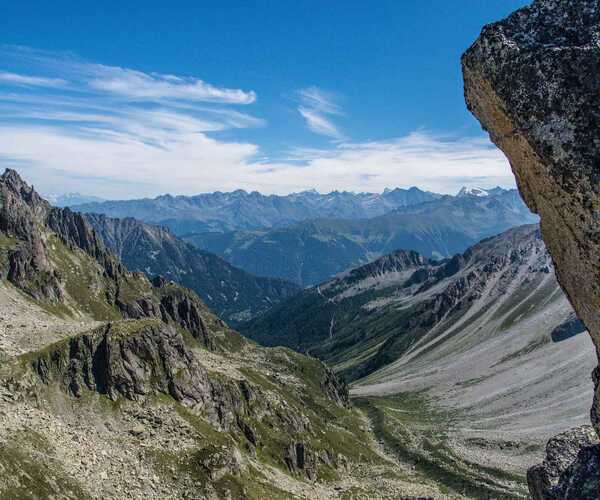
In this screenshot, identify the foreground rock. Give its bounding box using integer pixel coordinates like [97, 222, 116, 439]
[527, 426, 599, 499]
[463, 0, 600, 497]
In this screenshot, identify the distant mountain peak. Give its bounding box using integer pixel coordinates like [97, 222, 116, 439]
[457, 186, 490, 197]
[457, 186, 511, 198]
[44, 190, 106, 208]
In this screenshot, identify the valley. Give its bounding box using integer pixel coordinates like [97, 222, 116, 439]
[0, 168, 591, 499]
[3, 0, 600, 497]
[242, 224, 596, 496]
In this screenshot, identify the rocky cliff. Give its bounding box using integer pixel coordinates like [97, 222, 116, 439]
[463, 0, 600, 497]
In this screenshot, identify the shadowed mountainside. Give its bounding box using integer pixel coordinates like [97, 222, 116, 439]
[84, 213, 300, 325]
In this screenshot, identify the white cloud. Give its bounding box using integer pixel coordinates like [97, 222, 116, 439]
[297, 86, 344, 140]
[0, 71, 66, 88]
[0, 47, 514, 199]
[298, 107, 342, 140]
[0, 125, 514, 199]
[298, 86, 341, 115]
[0, 45, 256, 105]
[86, 66, 256, 104]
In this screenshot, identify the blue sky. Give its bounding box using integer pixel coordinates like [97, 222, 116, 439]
[0, 1, 529, 199]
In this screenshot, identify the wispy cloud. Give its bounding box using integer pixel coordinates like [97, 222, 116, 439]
[0, 46, 514, 199]
[0, 45, 256, 105]
[297, 86, 344, 140]
[0, 71, 66, 88]
[86, 66, 256, 104]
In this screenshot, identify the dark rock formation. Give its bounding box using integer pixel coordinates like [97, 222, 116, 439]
[120, 279, 214, 350]
[32, 320, 211, 403]
[31, 319, 253, 428]
[284, 442, 317, 480]
[320, 366, 349, 407]
[463, 0, 600, 497]
[528, 426, 599, 499]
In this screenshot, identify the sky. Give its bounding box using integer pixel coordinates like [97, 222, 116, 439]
[0, 0, 530, 199]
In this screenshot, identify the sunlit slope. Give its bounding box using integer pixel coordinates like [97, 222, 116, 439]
[244, 225, 595, 442]
[354, 273, 594, 441]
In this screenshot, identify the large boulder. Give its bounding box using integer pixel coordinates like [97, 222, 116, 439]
[462, 1, 600, 497]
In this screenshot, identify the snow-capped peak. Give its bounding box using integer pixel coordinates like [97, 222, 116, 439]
[457, 186, 489, 197]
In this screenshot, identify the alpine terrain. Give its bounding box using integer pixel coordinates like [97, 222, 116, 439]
[0, 169, 451, 499]
[242, 224, 595, 497]
[83, 213, 300, 325]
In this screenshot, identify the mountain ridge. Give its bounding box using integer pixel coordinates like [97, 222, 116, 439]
[71, 186, 443, 234]
[187, 189, 538, 286]
[83, 212, 301, 325]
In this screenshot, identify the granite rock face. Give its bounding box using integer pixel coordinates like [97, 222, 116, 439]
[462, 0, 600, 497]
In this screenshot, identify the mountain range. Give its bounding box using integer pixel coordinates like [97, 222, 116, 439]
[0, 168, 449, 498]
[0, 168, 591, 498]
[186, 189, 538, 286]
[46, 192, 106, 207]
[71, 186, 442, 234]
[84, 213, 300, 325]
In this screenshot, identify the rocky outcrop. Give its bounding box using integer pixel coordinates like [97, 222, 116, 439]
[32, 320, 212, 403]
[284, 442, 317, 480]
[462, 0, 600, 496]
[528, 426, 599, 499]
[30, 319, 256, 428]
[196, 444, 245, 481]
[320, 366, 349, 407]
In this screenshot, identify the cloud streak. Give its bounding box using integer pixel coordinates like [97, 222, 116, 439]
[297, 86, 344, 140]
[87, 67, 256, 104]
[0, 45, 256, 104]
[0, 71, 66, 88]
